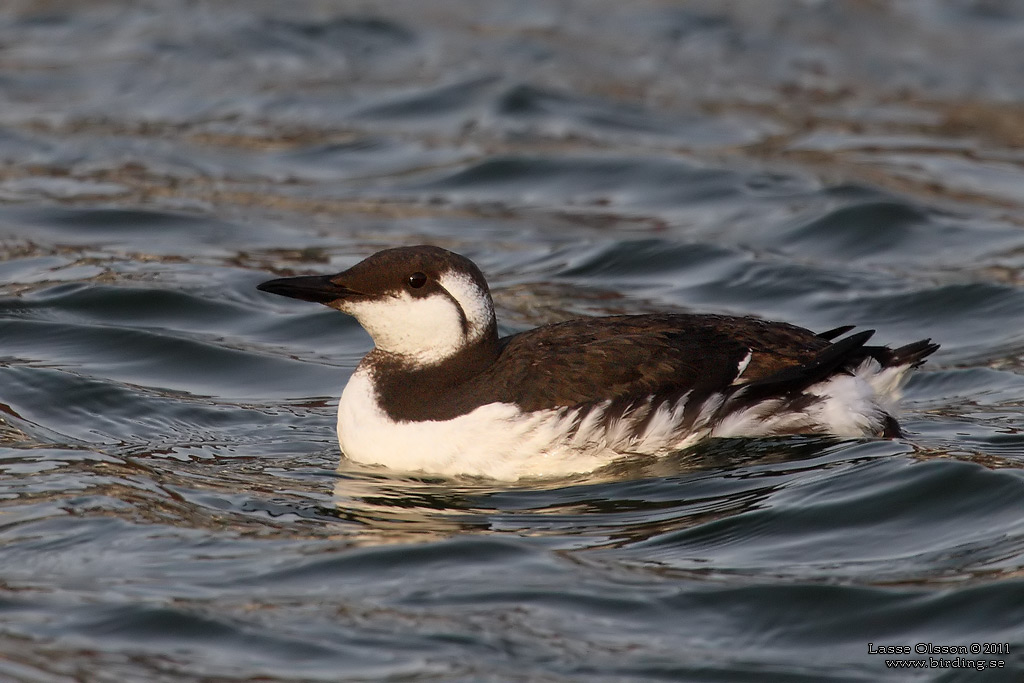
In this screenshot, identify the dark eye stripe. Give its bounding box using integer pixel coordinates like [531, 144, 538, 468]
[443, 289, 470, 335]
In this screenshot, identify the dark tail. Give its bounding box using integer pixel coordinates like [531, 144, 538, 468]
[723, 331, 939, 435]
[817, 327, 939, 370]
[868, 338, 940, 370]
[740, 330, 878, 402]
[873, 338, 940, 439]
[816, 324, 855, 341]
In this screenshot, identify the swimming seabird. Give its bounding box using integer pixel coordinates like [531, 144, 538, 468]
[258, 245, 938, 480]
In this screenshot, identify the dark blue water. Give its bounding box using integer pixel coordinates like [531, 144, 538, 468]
[2, 2, 1024, 680]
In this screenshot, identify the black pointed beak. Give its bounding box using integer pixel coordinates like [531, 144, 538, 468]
[257, 274, 357, 305]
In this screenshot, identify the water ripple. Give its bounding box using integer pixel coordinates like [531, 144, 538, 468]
[2, 1, 1024, 680]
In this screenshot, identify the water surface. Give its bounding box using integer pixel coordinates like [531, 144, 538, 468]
[2, 1, 1024, 681]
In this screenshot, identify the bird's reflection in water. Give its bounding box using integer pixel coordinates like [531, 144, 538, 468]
[330, 435, 850, 548]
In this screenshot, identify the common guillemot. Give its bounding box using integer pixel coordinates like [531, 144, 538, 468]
[258, 245, 938, 480]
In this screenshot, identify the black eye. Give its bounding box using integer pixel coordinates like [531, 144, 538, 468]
[407, 271, 427, 289]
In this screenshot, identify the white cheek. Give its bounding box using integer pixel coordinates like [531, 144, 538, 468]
[343, 293, 465, 364]
[437, 270, 493, 342]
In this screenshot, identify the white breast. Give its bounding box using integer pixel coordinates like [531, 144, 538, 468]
[335, 357, 913, 480]
[336, 367, 624, 479]
[336, 367, 724, 480]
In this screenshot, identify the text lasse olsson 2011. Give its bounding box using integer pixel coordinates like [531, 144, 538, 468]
[868, 642, 1010, 671]
[869, 642, 1009, 655]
